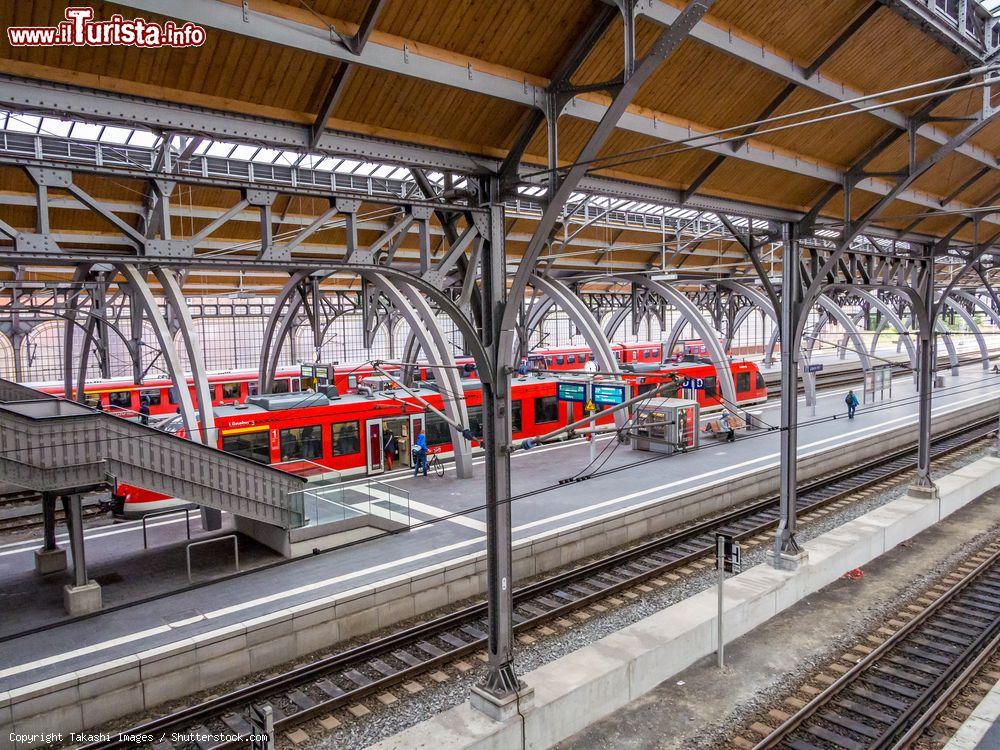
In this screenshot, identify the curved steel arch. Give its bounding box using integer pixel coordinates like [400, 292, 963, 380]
[837, 288, 917, 366]
[877, 288, 959, 375]
[802, 297, 873, 371]
[624, 274, 738, 409]
[939, 295, 989, 369]
[369, 274, 474, 478]
[950, 289, 1000, 329]
[117, 263, 214, 445]
[529, 275, 627, 431]
[713, 279, 816, 403]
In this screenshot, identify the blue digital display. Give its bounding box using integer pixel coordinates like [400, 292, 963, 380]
[592, 384, 627, 406]
[681, 377, 705, 389]
[557, 382, 587, 403]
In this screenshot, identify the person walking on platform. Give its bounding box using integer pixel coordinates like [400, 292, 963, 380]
[412, 427, 428, 477]
[384, 427, 398, 471]
[845, 389, 859, 420]
[138, 397, 150, 426]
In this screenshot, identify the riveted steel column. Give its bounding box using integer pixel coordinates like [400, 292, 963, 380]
[41, 492, 57, 551]
[914, 257, 936, 491]
[774, 222, 802, 560]
[478, 177, 519, 699]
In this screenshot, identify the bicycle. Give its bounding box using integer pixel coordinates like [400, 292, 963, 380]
[426, 452, 445, 478]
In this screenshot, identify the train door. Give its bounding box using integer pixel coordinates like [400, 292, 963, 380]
[382, 417, 411, 468]
[365, 419, 384, 474]
[410, 414, 424, 456]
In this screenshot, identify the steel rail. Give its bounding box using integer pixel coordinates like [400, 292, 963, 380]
[753, 546, 1000, 750]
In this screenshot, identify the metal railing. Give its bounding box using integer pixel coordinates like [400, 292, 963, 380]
[186, 534, 239, 582]
[142, 508, 192, 549]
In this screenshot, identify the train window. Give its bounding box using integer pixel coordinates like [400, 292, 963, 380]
[736, 372, 751, 393]
[248, 382, 259, 396]
[511, 400, 522, 434]
[108, 391, 132, 409]
[83, 393, 100, 409]
[567, 355, 576, 364]
[168, 387, 178, 404]
[756, 372, 765, 390]
[643, 349, 651, 358]
[546, 357, 553, 366]
[279, 425, 323, 461]
[221, 382, 241, 400]
[222, 430, 270, 464]
[534, 395, 559, 424]
[467, 405, 484, 439]
[272, 379, 290, 394]
[425, 413, 452, 446]
[331, 421, 361, 456]
[139, 389, 162, 406]
[703, 376, 717, 398]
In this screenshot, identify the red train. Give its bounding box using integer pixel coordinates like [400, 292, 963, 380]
[113, 358, 767, 517]
[29, 341, 668, 417]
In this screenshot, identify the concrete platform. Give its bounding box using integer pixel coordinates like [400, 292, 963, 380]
[942, 677, 1000, 750]
[369, 454, 1000, 750]
[0, 369, 997, 742]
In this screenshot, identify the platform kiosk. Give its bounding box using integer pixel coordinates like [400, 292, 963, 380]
[630, 397, 699, 454]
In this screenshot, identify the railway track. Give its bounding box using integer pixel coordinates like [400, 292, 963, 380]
[84, 418, 998, 750]
[0, 492, 105, 533]
[749, 544, 1000, 750]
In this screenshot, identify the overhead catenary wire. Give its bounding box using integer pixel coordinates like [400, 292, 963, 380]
[520, 67, 1000, 181]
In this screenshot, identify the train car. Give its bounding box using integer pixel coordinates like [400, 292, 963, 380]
[526, 341, 664, 371]
[114, 358, 766, 517]
[28, 342, 664, 415]
[622, 359, 768, 411]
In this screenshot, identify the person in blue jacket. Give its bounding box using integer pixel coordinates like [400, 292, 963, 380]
[845, 389, 859, 419]
[412, 427, 429, 477]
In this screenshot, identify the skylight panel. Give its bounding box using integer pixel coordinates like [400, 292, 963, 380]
[276, 150, 301, 166]
[389, 167, 410, 180]
[70, 121, 102, 140]
[127, 129, 158, 147]
[315, 157, 340, 171]
[39, 117, 73, 137]
[251, 147, 281, 163]
[229, 144, 258, 160]
[336, 159, 361, 173]
[99, 126, 132, 144]
[298, 154, 323, 169]
[207, 141, 236, 157]
[371, 165, 395, 178]
[7, 114, 41, 133]
[352, 162, 378, 176]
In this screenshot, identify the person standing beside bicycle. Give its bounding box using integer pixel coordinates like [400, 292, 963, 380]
[412, 427, 429, 477]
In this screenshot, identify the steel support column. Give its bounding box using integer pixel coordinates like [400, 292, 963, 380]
[774, 223, 803, 561]
[913, 260, 936, 491]
[476, 178, 521, 703]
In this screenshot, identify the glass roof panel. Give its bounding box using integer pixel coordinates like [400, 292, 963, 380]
[229, 144, 258, 160]
[336, 159, 361, 173]
[251, 147, 281, 163]
[128, 130, 158, 147]
[99, 126, 132, 144]
[353, 162, 378, 176]
[7, 113, 40, 133]
[70, 121, 102, 140]
[40, 117, 73, 137]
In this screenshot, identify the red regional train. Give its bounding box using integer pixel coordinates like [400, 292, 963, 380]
[113, 358, 767, 517]
[29, 341, 668, 417]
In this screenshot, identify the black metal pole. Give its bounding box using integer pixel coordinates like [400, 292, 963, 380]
[478, 177, 519, 697]
[914, 254, 936, 490]
[774, 222, 802, 560]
